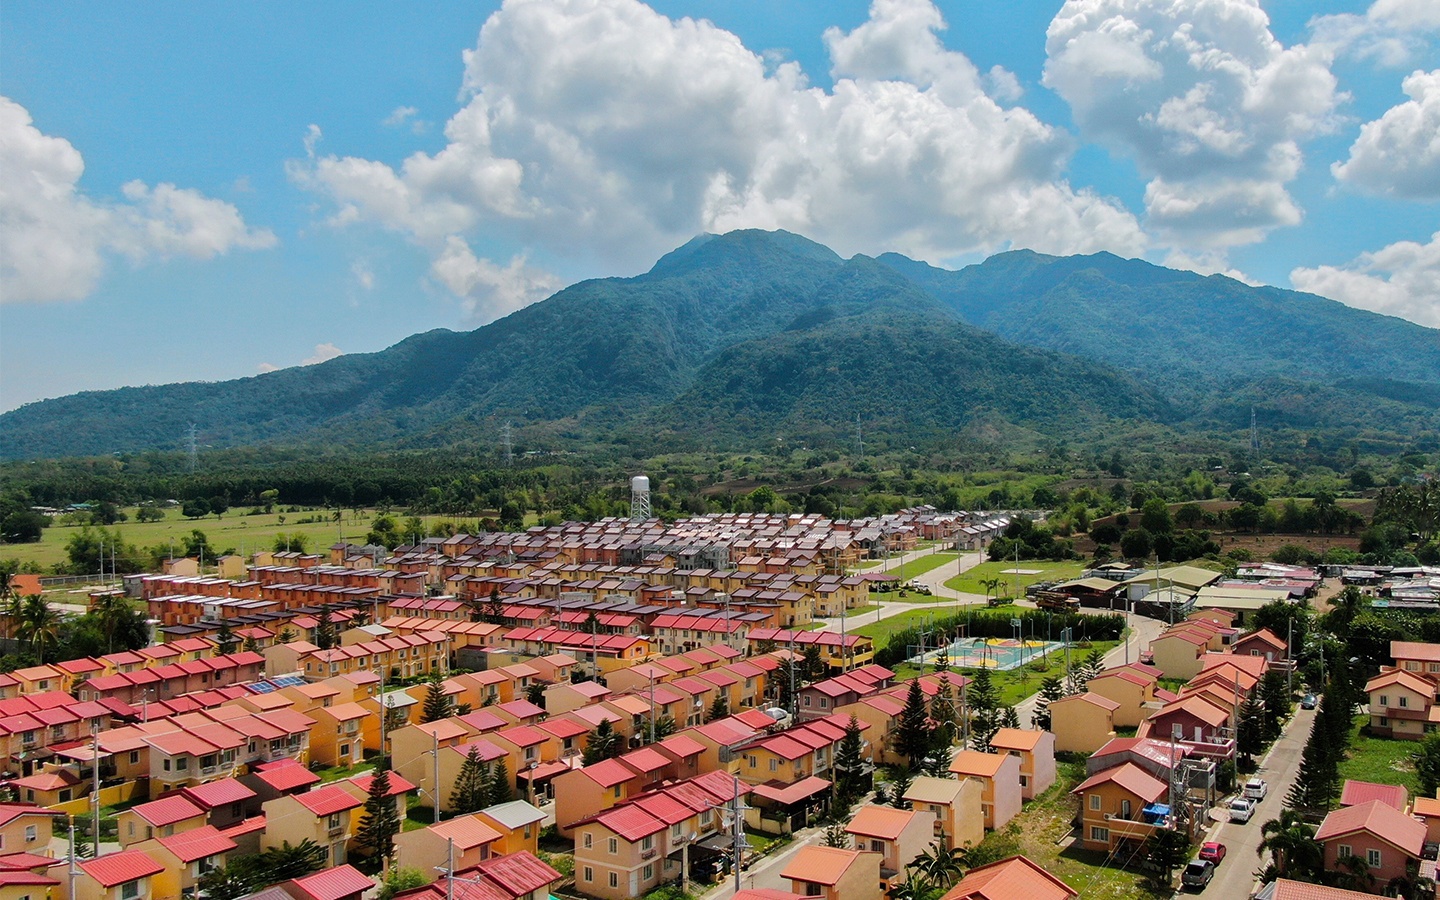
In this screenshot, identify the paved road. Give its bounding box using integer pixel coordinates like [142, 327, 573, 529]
[1199, 705, 1316, 899]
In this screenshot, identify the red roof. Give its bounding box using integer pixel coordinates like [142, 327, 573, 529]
[180, 778, 257, 809]
[595, 804, 665, 841]
[581, 758, 638, 789]
[473, 850, 562, 896]
[131, 794, 206, 827]
[157, 825, 237, 862]
[253, 758, 322, 791]
[350, 770, 417, 798]
[295, 784, 364, 816]
[289, 864, 375, 900]
[1071, 763, 1168, 804]
[939, 854, 1077, 900]
[1339, 779, 1408, 810]
[79, 850, 165, 887]
[1315, 799, 1426, 854]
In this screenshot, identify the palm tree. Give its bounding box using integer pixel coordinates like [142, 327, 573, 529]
[1258, 809, 1322, 881]
[0, 579, 22, 644]
[92, 591, 133, 654]
[914, 838, 965, 889]
[1334, 854, 1376, 893]
[18, 595, 60, 662]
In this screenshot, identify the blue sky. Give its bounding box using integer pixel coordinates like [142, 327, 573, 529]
[2, 0, 1437, 412]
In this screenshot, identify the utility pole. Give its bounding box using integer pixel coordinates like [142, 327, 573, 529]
[432, 729, 441, 823]
[68, 817, 78, 900]
[90, 722, 100, 857]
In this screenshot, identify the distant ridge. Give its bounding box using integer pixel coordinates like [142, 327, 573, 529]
[2, 229, 1436, 459]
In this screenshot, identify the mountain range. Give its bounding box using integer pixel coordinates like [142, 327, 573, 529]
[3, 229, 1437, 460]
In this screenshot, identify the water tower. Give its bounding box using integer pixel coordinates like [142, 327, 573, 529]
[630, 476, 651, 521]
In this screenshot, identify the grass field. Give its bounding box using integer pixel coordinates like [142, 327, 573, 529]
[863, 551, 957, 583]
[1340, 715, 1419, 797]
[887, 639, 1119, 708]
[0, 507, 457, 570]
[944, 559, 1085, 599]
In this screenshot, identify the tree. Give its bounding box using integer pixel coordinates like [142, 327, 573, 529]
[1032, 675, 1065, 730]
[421, 671, 453, 724]
[1258, 808, 1322, 881]
[1119, 527, 1153, 559]
[314, 604, 337, 650]
[1415, 732, 1440, 798]
[1334, 854, 1376, 894]
[17, 595, 60, 662]
[930, 674, 959, 746]
[356, 766, 401, 870]
[378, 868, 428, 900]
[209, 495, 229, 519]
[276, 626, 296, 643]
[893, 680, 932, 769]
[182, 498, 211, 520]
[969, 668, 1000, 752]
[913, 838, 965, 890]
[802, 645, 826, 682]
[889, 870, 941, 900]
[1237, 693, 1264, 760]
[889, 767, 913, 808]
[1286, 716, 1341, 817]
[999, 706, 1020, 729]
[487, 759, 515, 805]
[1260, 671, 1291, 742]
[450, 746, 489, 815]
[1144, 827, 1191, 887]
[822, 823, 849, 848]
[583, 718, 621, 764]
[525, 682, 545, 708]
[215, 620, 238, 656]
[834, 716, 867, 807]
[707, 693, 730, 722]
[1140, 498, 1173, 535]
[486, 587, 505, 624]
[242, 632, 259, 653]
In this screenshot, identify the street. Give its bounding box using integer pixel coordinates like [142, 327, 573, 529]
[1198, 705, 1316, 899]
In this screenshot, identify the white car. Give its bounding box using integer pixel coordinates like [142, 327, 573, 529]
[1244, 778, 1268, 800]
[1229, 797, 1257, 823]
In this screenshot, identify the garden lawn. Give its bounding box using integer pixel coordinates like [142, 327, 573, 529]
[888, 641, 1118, 709]
[865, 552, 957, 584]
[944, 560, 1085, 600]
[1339, 715, 1419, 797]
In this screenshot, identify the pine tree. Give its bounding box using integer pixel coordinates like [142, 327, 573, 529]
[487, 759, 515, 806]
[276, 626, 296, 644]
[889, 767, 913, 809]
[803, 645, 826, 682]
[707, 693, 730, 722]
[834, 716, 866, 806]
[1285, 715, 1340, 817]
[421, 671, 452, 724]
[1237, 693, 1265, 759]
[999, 706, 1020, 729]
[241, 633, 259, 654]
[893, 679, 932, 769]
[356, 766, 401, 868]
[583, 718, 620, 764]
[215, 620, 238, 655]
[930, 674, 959, 746]
[487, 587, 505, 624]
[450, 746, 489, 814]
[969, 668, 998, 713]
[1031, 675, 1065, 730]
[1260, 671, 1290, 742]
[315, 604, 337, 650]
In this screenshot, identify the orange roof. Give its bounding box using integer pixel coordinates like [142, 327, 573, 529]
[1235, 627, 1286, 650]
[428, 814, 504, 849]
[989, 728, 1046, 752]
[1365, 668, 1434, 696]
[949, 750, 1010, 778]
[1412, 796, 1440, 818]
[1269, 879, 1377, 900]
[1392, 641, 1440, 662]
[1315, 799, 1426, 855]
[845, 805, 922, 841]
[780, 846, 864, 886]
[1051, 691, 1119, 711]
[1148, 695, 1230, 727]
[939, 854, 1077, 900]
[1071, 762, 1167, 804]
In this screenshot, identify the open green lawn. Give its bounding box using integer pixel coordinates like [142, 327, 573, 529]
[1, 507, 458, 571]
[864, 552, 958, 584]
[1339, 715, 1418, 797]
[888, 640, 1118, 708]
[943, 560, 1085, 599]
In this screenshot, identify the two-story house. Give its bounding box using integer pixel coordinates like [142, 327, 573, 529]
[901, 776, 984, 852]
[1070, 762, 1171, 855]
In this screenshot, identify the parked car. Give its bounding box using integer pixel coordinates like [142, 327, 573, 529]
[1244, 778, 1268, 800]
[1181, 860, 1216, 890]
[1198, 842, 1227, 864]
[1301, 693, 1318, 709]
[1229, 797, 1257, 823]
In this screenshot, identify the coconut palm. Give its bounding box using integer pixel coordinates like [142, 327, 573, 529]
[1258, 809, 1322, 881]
[18, 595, 61, 662]
[890, 869, 942, 900]
[914, 838, 966, 888]
[91, 591, 133, 654]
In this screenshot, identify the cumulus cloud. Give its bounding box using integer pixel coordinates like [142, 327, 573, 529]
[1310, 0, 1440, 68]
[1332, 69, 1440, 199]
[292, 0, 1145, 312]
[0, 96, 275, 304]
[1291, 230, 1440, 327]
[431, 236, 564, 322]
[383, 106, 428, 134]
[351, 259, 375, 291]
[1044, 0, 1343, 252]
[258, 342, 346, 373]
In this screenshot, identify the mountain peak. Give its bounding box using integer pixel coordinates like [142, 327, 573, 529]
[647, 228, 842, 277]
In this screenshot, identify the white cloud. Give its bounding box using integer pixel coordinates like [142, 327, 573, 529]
[1044, 0, 1343, 252]
[351, 259, 375, 291]
[1332, 69, 1440, 198]
[0, 96, 276, 304]
[431, 236, 564, 322]
[293, 0, 1145, 298]
[1310, 0, 1440, 68]
[383, 105, 428, 134]
[1290, 230, 1440, 327]
[257, 342, 346, 374]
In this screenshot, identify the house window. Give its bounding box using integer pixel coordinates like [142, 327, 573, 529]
[583, 834, 593, 849]
[1338, 844, 1352, 859]
[641, 836, 653, 851]
[1019, 775, 1029, 788]
[608, 838, 618, 855]
[1089, 794, 1101, 811]
[769, 759, 778, 772]
[1090, 826, 1109, 843]
[176, 757, 189, 771]
[130, 751, 140, 765]
[608, 873, 619, 888]
[803, 696, 812, 707]
[1367, 849, 1381, 868]
[1401, 696, 1409, 708]
[121, 880, 140, 900]
[643, 864, 653, 880]
[747, 756, 757, 769]
[1381, 717, 1390, 726]
[1380, 695, 1390, 706]
[24, 826, 36, 842]
[613, 786, 622, 798]
[802, 882, 823, 897]
[583, 868, 593, 882]
[869, 840, 883, 852]
[820, 698, 829, 708]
